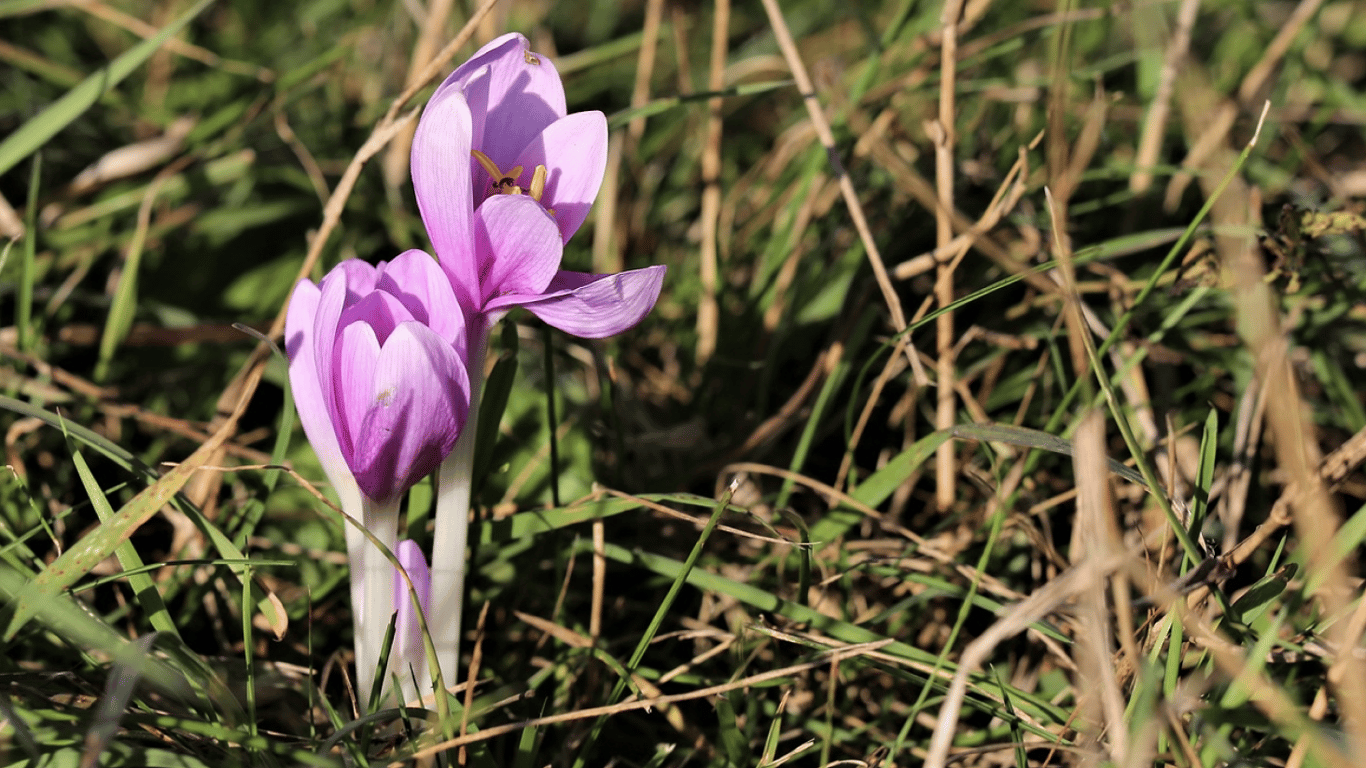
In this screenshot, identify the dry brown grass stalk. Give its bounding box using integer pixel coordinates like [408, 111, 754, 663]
[404, 643, 888, 761]
[693, 0, 729, 365]
[1071, 411, 1127, 765]
[932, 0, 965, 514]
[1172, 50, 1366, 753]
[758, 0, 919, 380]
[1129, 0, 1198, 195]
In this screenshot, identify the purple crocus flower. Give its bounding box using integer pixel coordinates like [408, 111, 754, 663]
[285, 250, 471, 503]
[414, 33, 668, 693]
[411, 32, 666, 338]
[285, 249, 470, 705]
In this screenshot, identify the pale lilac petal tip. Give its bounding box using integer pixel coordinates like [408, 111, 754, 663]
[512, 111, 608, 243]
[377, 250, 467, 353]
[511, 265, 667, 339]
[442, 32, 566, 191]
[412, 86, 478, 299]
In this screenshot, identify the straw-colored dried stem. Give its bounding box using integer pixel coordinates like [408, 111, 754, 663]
[590, 520, 605, 642]
[757, 0, 918, 378]
[592, 133, 625, 275]
[932, 0, 964, 513]
[458, 601, 490, 766]
[1071, 411, 1128, 763]
[1130, 0, 1199, 195]
[274, 110, 330, 205]
[628, 0, 666, 144]
[1173, 55, 1366, 751]
[694, 0, 729, 365]
[383, 0, 458, 197]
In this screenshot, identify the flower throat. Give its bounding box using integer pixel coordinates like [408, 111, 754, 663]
[471, 150, 553, 215]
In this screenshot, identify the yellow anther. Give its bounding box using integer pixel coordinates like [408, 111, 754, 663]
[471, 150, 502, 182]
[529, 165, 547, 202]
[471, 150, 553, 207]
[524, 51, 540, 66]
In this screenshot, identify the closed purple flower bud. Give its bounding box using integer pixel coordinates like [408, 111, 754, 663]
[285, 250, 471, 503]
[393, 539, 433, 677]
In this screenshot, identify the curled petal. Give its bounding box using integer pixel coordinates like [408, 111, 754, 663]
[349, 322, 471, 502]
[337, 290, 414, 347]
[511, 111, 608, 243]
[286, 279, 352, 494]
[377, 250, 467, 354]
[474, 195, 564, 304]
[331, 321, 382, 465]
[412, 85, 479, 307]
[501, 266, 667, 339]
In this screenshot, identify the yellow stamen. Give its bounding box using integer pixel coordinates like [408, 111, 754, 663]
[529, 165, 547, 202]
[471, 150, 502, 182]
[470, 150, 553, 213]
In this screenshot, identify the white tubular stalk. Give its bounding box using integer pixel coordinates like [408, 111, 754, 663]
[359, 494, 401, 706]
[333, 476, 369, 704]
[431, 322, 487, 690]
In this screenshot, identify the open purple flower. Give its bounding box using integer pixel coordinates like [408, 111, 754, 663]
[285, 249, 470, 704]
[413, 33, 668, 693]
[412, 32, 666, 338]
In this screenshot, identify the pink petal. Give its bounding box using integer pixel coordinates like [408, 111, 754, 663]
[331, 321, 382, 466]
[337, 290, 413, 346]
[441, 32, 566, 189]
[349, 322, 470, 501]
[510, 111, 608, 243]
[285, 279, 353, 493]
[503, 266, 667, 339]
[376, 249, 467, 353]
[473, 194, 564, 305]
[411, 85, 480, 308]
[312, 264, 376, 453]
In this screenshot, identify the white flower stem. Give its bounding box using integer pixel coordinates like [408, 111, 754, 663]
[334, 476, 370, 701]
[431, 319, 487, 690]
[359, 494, 400, 706]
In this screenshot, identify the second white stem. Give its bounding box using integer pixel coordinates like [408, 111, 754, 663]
[431, 321, 487, 689]
[360, 495, 401, 705]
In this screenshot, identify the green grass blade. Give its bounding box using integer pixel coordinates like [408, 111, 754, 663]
[70, 446, 178, 638]
[0, 0, 217, 177]
[17, 153, 38, 351]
